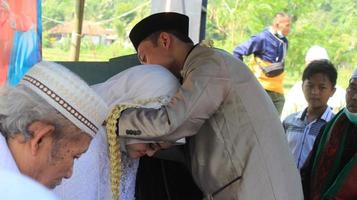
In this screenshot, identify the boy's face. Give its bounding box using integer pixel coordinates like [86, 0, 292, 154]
[302, 73, 335, 110]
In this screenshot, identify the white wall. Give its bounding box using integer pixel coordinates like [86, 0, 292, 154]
[151, 0, 203, 44]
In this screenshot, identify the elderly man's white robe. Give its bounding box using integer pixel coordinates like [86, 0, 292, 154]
[0, 133, 19, 173]
[0, 133, 58, 200]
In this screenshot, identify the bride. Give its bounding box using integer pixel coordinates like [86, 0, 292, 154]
[53, 64, 182, 200]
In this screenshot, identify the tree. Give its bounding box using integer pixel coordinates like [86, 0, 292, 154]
[206, 0, 356, 86]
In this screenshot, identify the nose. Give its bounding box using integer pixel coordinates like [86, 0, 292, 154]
[146, 149, 157, 157]
[311, 87, 319, 95]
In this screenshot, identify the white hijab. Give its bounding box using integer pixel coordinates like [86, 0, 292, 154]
[54, 64, 180, 200]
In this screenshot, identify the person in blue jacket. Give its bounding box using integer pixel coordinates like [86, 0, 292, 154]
[233, 12, 291, 116]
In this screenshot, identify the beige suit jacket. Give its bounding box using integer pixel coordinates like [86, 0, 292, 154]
[118, 45, 303, 200]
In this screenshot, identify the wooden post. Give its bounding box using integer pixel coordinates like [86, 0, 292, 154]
[70, 0, 85, 61]
[199, 0, 207, 41]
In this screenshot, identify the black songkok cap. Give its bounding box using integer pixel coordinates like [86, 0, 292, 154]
[129, 12, 189, 51]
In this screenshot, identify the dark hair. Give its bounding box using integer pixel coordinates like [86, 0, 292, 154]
[146, 30, 194, 45]
[302, 60, 337, 86]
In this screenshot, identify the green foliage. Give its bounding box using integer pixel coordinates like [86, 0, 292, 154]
[205, 0, 356, 88]
[42, 0, 74, 30]
[113, 1, 150, 38]
[83, 0, 118, 24]
[42, 0, 149, 62]
[42, 0, 355, 88]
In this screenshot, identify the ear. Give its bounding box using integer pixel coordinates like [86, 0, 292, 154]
[159, 32, 172, 49]
[28, 121, 55, 156]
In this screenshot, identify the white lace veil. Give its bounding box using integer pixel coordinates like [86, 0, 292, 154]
[53, 64, 180, 200]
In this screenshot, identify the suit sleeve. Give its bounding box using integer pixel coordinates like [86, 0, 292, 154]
[232, 34, 264, 61]
[117, 58, 230, 142]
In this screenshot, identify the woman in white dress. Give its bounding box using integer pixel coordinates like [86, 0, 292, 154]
[53, 64, 181, 200]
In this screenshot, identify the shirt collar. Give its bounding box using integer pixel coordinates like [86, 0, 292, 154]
[268, 27, 285, 40]
[320, 106, 334, 122]
[295, 108, 306, 120]
[296, 106, 334, 122]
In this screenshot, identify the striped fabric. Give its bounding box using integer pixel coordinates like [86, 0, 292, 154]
[283, 107, 334, 169]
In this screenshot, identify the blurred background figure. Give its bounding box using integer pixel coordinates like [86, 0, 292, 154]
[233, 12, 291, 116]
[281, 45, 346, 120]
[301, 68, 357, 200]
[283, 60, 337, 169]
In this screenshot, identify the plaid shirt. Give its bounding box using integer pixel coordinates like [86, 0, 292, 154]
[283, 107, 334, 169]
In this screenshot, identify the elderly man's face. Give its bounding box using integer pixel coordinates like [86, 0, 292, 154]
[31, 120, 91, 188]
[346, 78, 357, 113]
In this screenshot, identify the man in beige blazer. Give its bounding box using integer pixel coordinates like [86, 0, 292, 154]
[109, 12, 303, 200]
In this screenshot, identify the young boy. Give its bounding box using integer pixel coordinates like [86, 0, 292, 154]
[283, 60, 337, 169]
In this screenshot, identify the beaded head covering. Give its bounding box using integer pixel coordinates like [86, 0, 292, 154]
[19, 61, 108, 137]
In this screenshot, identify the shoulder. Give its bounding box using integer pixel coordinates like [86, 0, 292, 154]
[182, 46, 250, 81]
[256, 28, 272, 39]
[248, 30, 267, 43]
[183, 46, 224, 76]
[118, 64, 174, 78]
[0, 169, 58, 200]
[96, 64, 178, 89]
[186, 46, 246, 71]
[322, 106, 335, 121]
[283, 111, 302, 125]
[186, 45, 226, 66]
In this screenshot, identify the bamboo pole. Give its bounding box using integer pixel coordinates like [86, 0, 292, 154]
[70, 0, 85, 61]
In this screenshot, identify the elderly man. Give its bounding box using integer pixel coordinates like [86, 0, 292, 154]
[301, 69, 357, 200]
[0, 61, 107, 188]
[108, 12, 303, 199]
[233, 12, 292, 115]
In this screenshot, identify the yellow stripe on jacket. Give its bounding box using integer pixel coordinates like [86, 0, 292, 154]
[248, 57, 285, 94]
